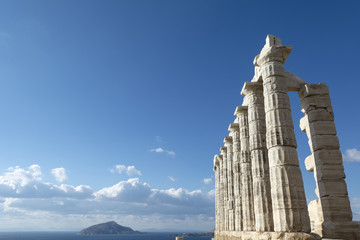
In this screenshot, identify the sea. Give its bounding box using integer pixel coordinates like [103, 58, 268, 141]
[0, 232, 213, 240]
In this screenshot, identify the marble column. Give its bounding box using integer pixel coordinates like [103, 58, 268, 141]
[213, 155, 221, 232]
[220, 146, 228, 231]
[240, 83, 273, 232]
[224, 136, 235, 231]
[234, 106, 255, 231]
[299, 83, 360, 239]
[228, 123, 242, 231]
[256, 35, 310, 232]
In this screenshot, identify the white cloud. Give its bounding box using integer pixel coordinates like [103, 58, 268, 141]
[168, 176, 175, 182]
[351, 198, 360, 221]
[150, 148, 176, 157]
[0, 164, 215, 231]
[111, 165, 141, 176]
[0, 165, 92, 199]
[51, 168, 67, 182]
[203, 178, 212, 184]
[150, 147, 164, 153]
[343, 148, 360, 162]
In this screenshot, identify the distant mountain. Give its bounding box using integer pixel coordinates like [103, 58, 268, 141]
[78, 221, 142, 235]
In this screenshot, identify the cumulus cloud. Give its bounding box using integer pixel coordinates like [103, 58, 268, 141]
[51, 168, 67, 182]
[343, 148, 360, 162]
[168, 176, 175, 182]
[0, 165, 92, 199]
[111, 165, 141, 176]
[0, 164, 215, 231]
[203, 178, 212, 184]
[150, 148, 176, 157]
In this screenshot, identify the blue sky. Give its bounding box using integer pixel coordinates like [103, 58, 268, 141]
[0, 0, 360, 232]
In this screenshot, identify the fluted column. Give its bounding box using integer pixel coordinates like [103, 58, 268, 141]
[228, 123, 242, 231]
[256, 35, 310, 232]
[224, 136, 235, 231]
[234, 106, 255, 231]
[213, 155, 221, 232]
[241, 82, 273, 231]
[220, 146, 228, 231]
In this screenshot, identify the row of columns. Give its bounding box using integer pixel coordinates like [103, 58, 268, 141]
[213, 35, 359, 239]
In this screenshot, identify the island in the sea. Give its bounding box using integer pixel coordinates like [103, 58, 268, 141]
[78, 221, 142, 235]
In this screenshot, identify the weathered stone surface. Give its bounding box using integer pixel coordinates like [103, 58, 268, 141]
[214, 230, 320, 240]
[308, 135, 340, 152]
[298, 83, 329, 100]
[242, 82, 273, 232]
[234, 106, 253, 231]
[266, 126, 297, 148]
[261, 38, 310, 232]
[213, 37, 359, 240]
[300, 95, 333, 113]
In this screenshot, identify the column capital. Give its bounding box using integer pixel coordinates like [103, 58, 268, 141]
[234, 105, 248, 116]
[228, 123, 239, 132]
[241, 81, 263, 96]
[255, 35, 292, 66]
[220, 146, 227, 153]
[224, 136, 233, 145]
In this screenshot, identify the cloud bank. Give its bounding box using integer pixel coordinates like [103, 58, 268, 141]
[0, 165, 214, 231]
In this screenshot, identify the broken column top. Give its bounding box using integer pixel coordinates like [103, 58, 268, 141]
[255, 34, 292, 66]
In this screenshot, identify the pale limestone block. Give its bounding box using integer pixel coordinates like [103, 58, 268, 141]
[300, 95, 333, 113]
[248, 121, 266, 135]
[245, 94, 265, 107]
[263, 76, 288, 93]
[249, 133, 266, 150]
[299, 83, 329, 100]
[266, 109, 294, 128]
[318, 179, 348, 197]
[248, 106, 265, 123]
[264, 92, 291, 112]
[266, 126, 297, 148]
[308, 121, 337, 136]
[305, 154, 315, 172]
[300, 115, 308, 132]
[308, 199, 323, 233]
[309, 135, 340, 152]
[306, 108, 334, 122]
[284, 71, 307, 92]
[320, 196, 353, 221]
[313, 149, 343, 165]
[261, 61, 286, 79]
[315, 164, 345, 180]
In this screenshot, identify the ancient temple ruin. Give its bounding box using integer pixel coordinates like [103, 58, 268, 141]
[213, 35, 360, 240]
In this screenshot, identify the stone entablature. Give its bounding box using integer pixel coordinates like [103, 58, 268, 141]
[213, 35, 360, 240]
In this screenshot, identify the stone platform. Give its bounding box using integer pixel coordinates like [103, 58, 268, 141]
[214, 231, 320, 240]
